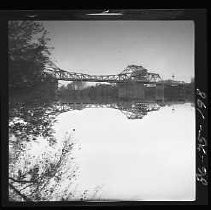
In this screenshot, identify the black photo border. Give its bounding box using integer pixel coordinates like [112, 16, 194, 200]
[0, 9, 208, 206]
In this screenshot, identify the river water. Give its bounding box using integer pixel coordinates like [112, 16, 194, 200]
[52, 102, 195, 201]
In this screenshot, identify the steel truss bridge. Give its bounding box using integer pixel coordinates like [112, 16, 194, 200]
[43, 62, 186, 85]
[44, 64, 162, 84]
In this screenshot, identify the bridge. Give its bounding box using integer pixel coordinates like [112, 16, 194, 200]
[43, 63, 187, 101]
[44, 62, 185, 85]
[43, 63, 166, 84]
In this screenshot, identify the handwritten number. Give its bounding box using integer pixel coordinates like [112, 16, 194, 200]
[196, 167, 208, 185]
[196, 89, 206, 99]
[198, 167, 206, 176]
[196, 175, 208, 186]
[196, 88, 207, 186]
[198, 136, 207, 146]
[197, 144, 206, 155]
[196, 108, 205, 119]
[197, 99, 206, 109]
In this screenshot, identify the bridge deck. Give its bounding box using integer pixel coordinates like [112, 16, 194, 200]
[43, 67, 185, 85]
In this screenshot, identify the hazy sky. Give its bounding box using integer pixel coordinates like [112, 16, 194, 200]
[43, 21, 194, 82]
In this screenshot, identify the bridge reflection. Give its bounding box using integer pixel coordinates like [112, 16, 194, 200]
[9, 100, 189, 147]
[53, 102, 162, 120]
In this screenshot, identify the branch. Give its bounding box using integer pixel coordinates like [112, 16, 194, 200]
[9, 183, 33, 202]
[9, 177, 36, 184]
[20, 183, 34, 192]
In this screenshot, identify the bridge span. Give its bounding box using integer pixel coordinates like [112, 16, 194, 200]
[43, 64, 185, 86]
[43, 63, 187, 101]
[43, 63, 185, 85]
[43, 68, 162, 84]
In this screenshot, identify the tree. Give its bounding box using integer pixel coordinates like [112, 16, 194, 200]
[9, 109, 102, 201]
[8, 21, 52, 89]
[9, 129, 79, 201]
[66, 81, 86, 91]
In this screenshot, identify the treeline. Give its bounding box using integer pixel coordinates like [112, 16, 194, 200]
[8, 21, 57, 104]
[164, 81, 194, 101]
[8, 21, 82, 201]
[57, 80, 195, 103]
[58, 83, 118, 103]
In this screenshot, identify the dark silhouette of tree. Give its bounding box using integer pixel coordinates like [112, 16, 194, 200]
[8, 21, 58, 104]
[9, 21, 52, 88]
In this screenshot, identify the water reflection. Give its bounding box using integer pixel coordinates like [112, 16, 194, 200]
[67, 102, 195, 201]
[55, 101, 162, 120]
[9, 100, 195, 201]
[9, 103, 59, 146]
[9, 102, 80, 201]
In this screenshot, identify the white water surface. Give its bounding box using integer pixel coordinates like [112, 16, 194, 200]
[53, 103, 195, 201]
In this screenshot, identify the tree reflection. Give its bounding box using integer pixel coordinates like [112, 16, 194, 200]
[9, 102, 80, 201]
[9, 102, 57, 145]
[8, 99, 185, 201]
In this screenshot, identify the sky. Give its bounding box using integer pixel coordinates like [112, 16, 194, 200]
[43, 21, 194, 83]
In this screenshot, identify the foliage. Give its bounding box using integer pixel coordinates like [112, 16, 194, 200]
[9, 102, 72, 201]
[9, 103, 57, 144]
[9, 130, 79, 201]
[8, 21, 52, 89]
[67, 81, 86, 91]
[8, 102, 103, 201]
[57, 83, 118, 103]
[8, 21, 105, 201]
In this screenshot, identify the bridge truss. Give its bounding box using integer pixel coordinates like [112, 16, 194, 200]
[43, 64, 162, 84]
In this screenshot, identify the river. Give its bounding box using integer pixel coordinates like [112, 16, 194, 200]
[50, 102, 195, 201]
